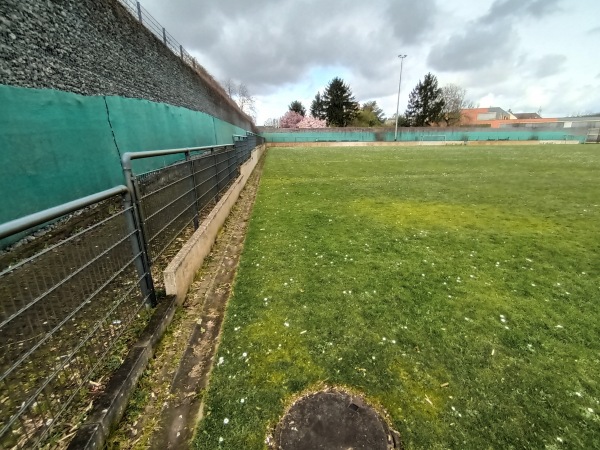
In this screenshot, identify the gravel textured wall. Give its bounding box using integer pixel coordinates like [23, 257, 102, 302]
[0, 0, 254, 131]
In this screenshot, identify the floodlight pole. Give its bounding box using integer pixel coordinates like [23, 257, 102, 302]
[394, 54, 407, 142]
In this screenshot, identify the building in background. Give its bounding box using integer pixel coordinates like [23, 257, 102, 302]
[460, 107, 557, 128]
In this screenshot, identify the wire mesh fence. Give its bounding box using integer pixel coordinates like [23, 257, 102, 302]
[127, 140, 260, 265]
[0, 188, 153, 449]
[0, 134, 263, 448]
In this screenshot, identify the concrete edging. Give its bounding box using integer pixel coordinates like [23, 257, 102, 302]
[67, 144, 265, 450]
[163, 143, 266, 302]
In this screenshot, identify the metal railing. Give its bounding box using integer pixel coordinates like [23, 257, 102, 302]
[123, 143, 252, 264]
[114, 0, 255, 128]
[0, 187, 153, 449]
[117, 0, 209, 77]
[0, 134, 263, 448]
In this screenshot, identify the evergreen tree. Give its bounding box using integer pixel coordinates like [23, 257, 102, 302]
[321, 78, 359, 127]
[310, 92, 326, 120]
[288, 100, 306, 116]
[405, 73, 445, 126]
[352, 101, 386, 126]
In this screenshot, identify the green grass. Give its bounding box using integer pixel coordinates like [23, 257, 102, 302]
[195, 145, 600, 449]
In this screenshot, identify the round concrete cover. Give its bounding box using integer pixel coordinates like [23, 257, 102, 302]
[273, 390, 399, 450]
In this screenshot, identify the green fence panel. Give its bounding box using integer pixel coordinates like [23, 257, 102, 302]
[0, 85, 122, 226]
[262, 129, 586, 143]
[105, 96, 218, 174]
[213, 116, 247, 144]
[0, 85, 252, 246]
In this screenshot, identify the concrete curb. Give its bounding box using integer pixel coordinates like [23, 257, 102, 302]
[163, 144, 266, 302]
[68, 144, 265, 450]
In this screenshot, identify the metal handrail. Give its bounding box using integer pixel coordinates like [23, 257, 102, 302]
[0, 185, 128, 240]
[0, 136, 262, 447]
[121, 144, 232, 170]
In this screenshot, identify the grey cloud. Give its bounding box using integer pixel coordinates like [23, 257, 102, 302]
[480, 0, 526, 23]
[524, 0, 562, 16]
[386, 0, 437, 44]
[138, 0, 440, 95]
[589, 26, 600, 34]
[428, 24, 518, 72]
[481, 0, 561, 24]
[531, 54, 567, 78]
[427, 0, 561, 73]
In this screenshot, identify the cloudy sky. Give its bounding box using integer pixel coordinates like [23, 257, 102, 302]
[138, 0, 600, 124]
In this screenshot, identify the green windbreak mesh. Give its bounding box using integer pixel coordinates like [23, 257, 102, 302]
[0, 85, 251, 245]
[262, 129, 586, 143]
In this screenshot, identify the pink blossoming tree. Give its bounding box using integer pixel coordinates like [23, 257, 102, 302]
[279, 110, 304, 128]
[296, 115, 327, 128]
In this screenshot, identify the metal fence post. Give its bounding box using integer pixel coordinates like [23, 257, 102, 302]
[162, 27, 167, 44]
[180, 44, 183, 59]
[185, 151, 200, 229]
[226, 145, 233, 183]
[212, 148, 220, 198]
[132, 176, 153, 259]
[122, 159, 154, 268]
[240, 138, 246, 165]
[234, 139, 242, 172]
[122, 191, 156, 306]
[136, 1, 142, 22]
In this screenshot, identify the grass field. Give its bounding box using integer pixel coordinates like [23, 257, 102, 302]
[195, 145, 600, 449]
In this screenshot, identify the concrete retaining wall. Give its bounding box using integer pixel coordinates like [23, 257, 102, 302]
[0, 0, 252, 129]
[0, 0, 257, 245]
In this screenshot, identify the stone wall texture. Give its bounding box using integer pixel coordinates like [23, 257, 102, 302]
[0, 0, 254, 131]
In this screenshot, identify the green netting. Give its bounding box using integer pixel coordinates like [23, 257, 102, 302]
[262, 129, 586, 143]
[0, 85, 122, 225]
[0, 85, 251, 245]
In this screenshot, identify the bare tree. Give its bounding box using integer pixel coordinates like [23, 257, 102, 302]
[441, 83, 473, 126]
[236, 83, 256, 120]
[221, 78, 257, 122]
[222, 78, 236, 98]
[264, 117, 280, 127]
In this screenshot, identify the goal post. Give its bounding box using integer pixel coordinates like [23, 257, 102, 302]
[418, 134, 446, 145]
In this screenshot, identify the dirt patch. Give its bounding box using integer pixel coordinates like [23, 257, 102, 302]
[105, 153, 266, 449]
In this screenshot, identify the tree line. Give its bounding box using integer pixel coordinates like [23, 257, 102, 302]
[269, 73, 472, 128]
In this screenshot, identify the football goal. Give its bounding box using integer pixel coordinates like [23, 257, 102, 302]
[418, 134, 446, 144]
